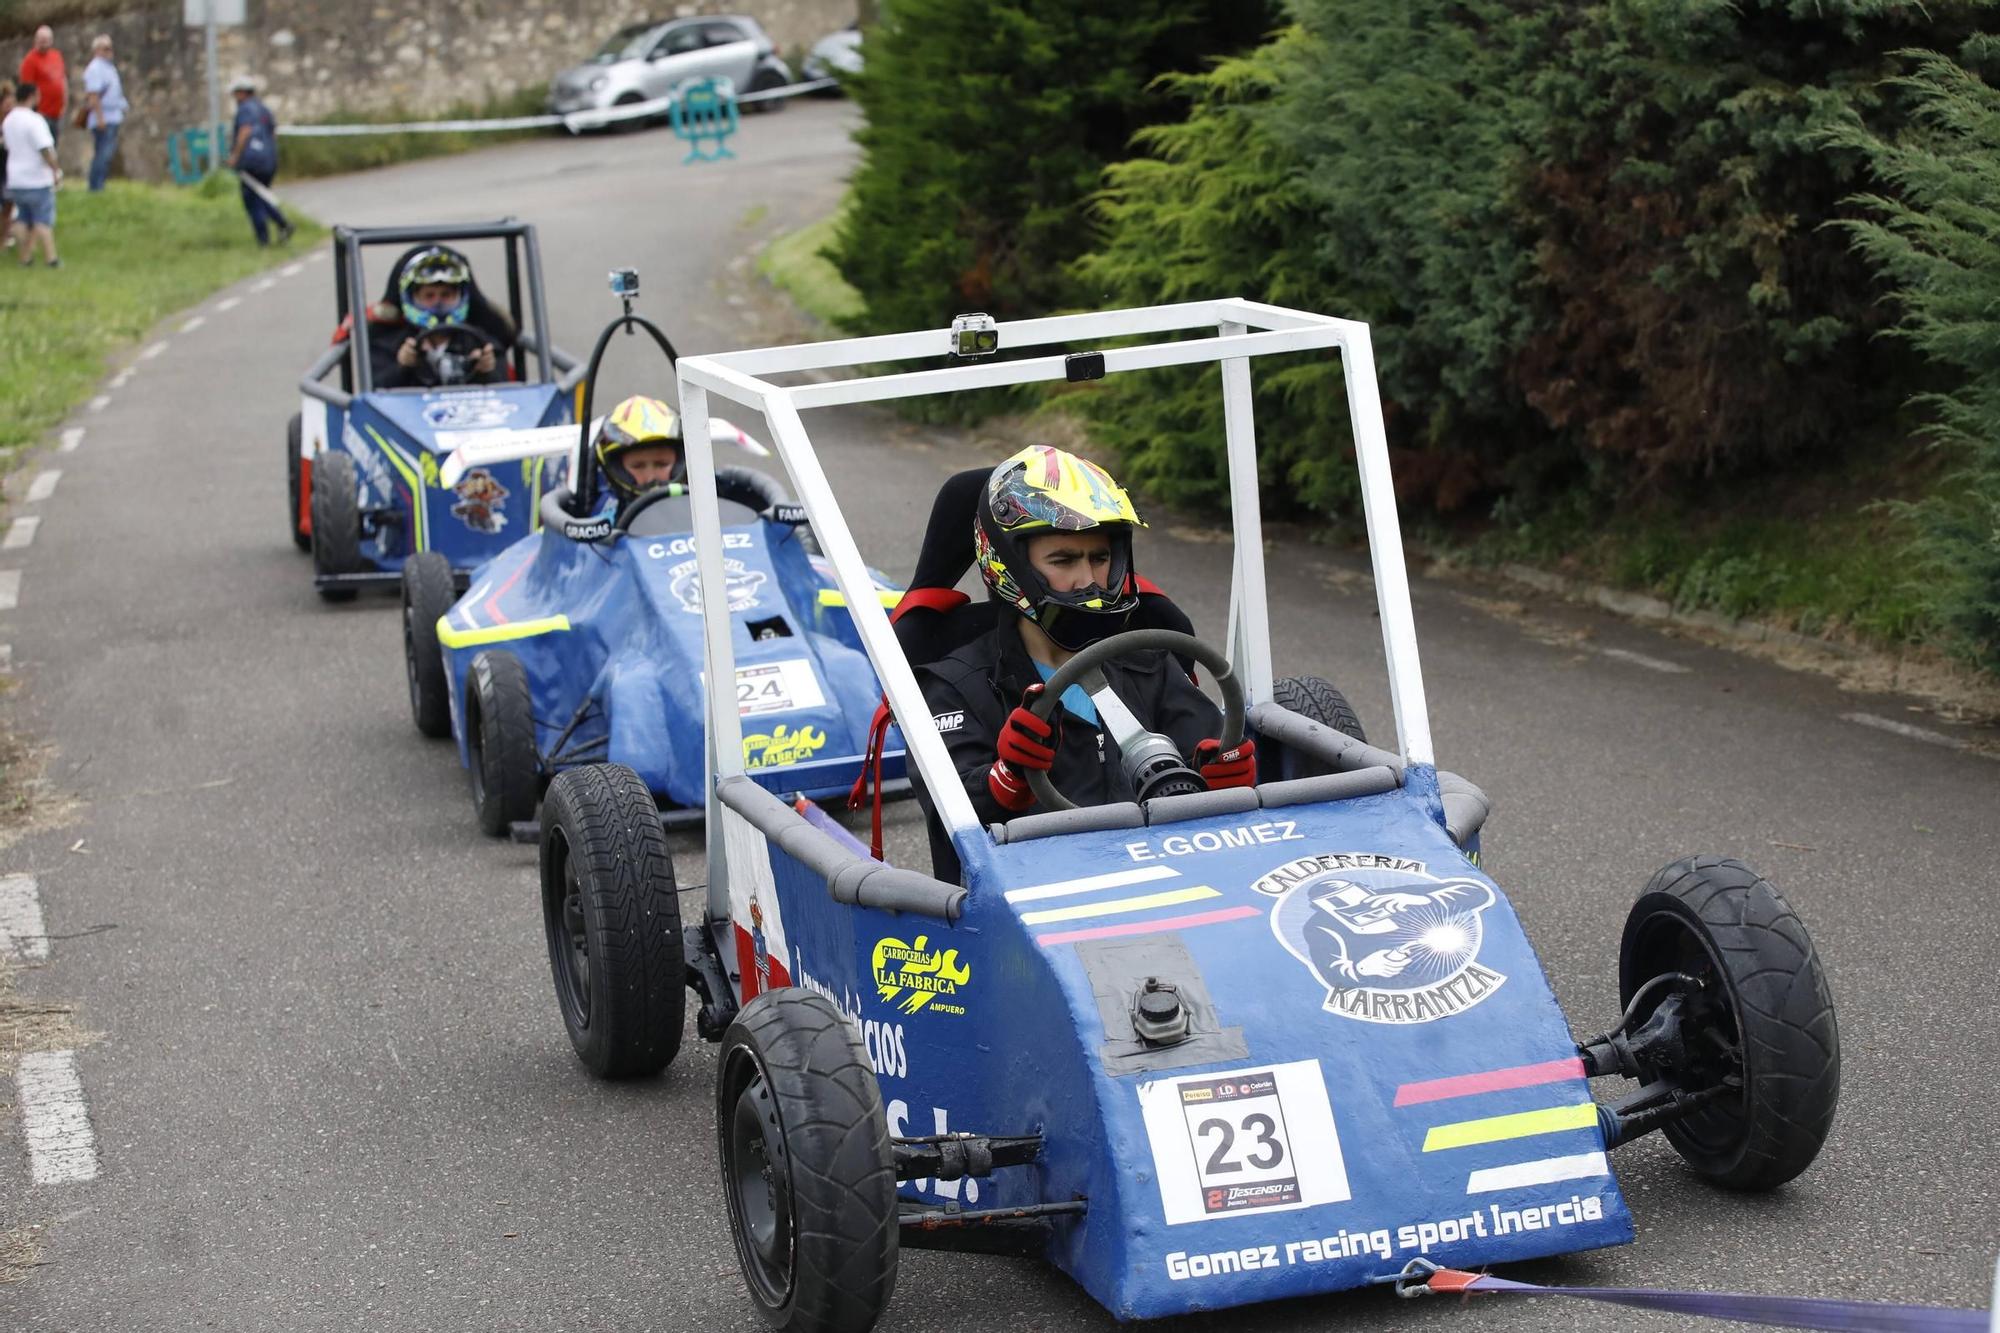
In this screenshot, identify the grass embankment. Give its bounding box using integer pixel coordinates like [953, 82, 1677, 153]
[282, 85, 552, 179]
[0, 174, 323, 456]
[755, 206, 862, 328]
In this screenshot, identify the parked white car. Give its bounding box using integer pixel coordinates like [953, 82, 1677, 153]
[549, 15, 792, 122]
[802, 23, 863, 87]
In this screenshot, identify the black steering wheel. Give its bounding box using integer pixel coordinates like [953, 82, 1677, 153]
[1024, 628, 1246, 812]
[416, 321, 494, 385]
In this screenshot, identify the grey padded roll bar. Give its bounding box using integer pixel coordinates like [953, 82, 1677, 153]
[1248, 701, 1492, 847]
[716, 775, 967, 923]
[298, 342, 352, 408]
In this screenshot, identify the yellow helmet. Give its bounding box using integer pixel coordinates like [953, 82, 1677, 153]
[594, 395, 684, 501]
[974, 445, 1145, 650]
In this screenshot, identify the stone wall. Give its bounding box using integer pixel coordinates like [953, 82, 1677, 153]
[5, 0, 856, 181]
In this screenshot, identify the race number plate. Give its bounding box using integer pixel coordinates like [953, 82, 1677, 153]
[1137, 1059, 1351, 1225]
[736, 659, 827, 717]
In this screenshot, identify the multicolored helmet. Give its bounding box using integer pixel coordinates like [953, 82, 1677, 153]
[975, 445, 1145, 650]
[398, 247, 472, 330]
[594, 395, 684, 501]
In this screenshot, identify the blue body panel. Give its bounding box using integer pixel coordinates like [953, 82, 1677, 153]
[328, 382, 570, 577]
[438, 515, 905, 808]
[758, 775, 1631, 1321]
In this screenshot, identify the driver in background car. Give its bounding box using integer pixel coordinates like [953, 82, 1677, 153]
[367, 246, 510, 389]
[915, 445, 1255, 831]
[593, 394, 787, 522]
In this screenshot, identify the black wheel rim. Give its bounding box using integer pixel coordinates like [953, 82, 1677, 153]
[1629, 911, 1750, 1158]
[724, 1057, 794, 1310]
[542, 828, 592, 1032]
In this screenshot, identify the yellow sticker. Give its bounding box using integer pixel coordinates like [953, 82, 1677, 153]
[421, 451, 440, 486]
[872, 935, 970, 1016]
[741, 723, 828, 768]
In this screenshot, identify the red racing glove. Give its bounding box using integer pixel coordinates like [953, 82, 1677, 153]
[989, 685, 1058, 813]
[1193, 737, 1257, 790]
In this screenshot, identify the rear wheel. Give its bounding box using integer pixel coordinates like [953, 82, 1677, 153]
[310, 451, 363, 602]
[467, 650, 537, 835]
[401, 552, 456, 738]
[286, 413, 309, 551]
[1619, 856, 1839, 1190]
[539, 764, 684, 1078]
[747, 66, 789, 113]
[718, 990, 898, 1333]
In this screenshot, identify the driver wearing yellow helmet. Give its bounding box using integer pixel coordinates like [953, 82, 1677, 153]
[915, 446, 1255, 834]
[592, 394, 785, 521]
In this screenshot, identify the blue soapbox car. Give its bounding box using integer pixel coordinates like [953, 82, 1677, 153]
[289, 221, 582, 601]
[399, 294, 908, 837]
[531, 302, 1839, 1329]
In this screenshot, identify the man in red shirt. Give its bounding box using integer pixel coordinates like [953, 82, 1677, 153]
[18, 26, 64, 145]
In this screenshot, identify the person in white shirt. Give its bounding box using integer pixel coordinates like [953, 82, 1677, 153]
[3, 80, 61, 267]
[81, 34, 125, 193]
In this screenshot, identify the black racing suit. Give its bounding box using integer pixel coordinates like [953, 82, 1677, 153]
[366, 320, 507, 389]
[913, 618, 1222, 883]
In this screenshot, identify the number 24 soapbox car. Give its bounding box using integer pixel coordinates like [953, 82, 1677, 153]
[289, 221, 583, 601]
[400, 310, 907, 837]
[530, 303, 1840, 1331]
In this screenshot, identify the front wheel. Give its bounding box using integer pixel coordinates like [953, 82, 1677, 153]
[718, 989, 898, 1333]
[401, 552, 456, 738]
[540, 764, 683, 1077]
[1619, 856, 1839, 1190]
[467, 650, 538, 835]
[747, 67, 789, 113]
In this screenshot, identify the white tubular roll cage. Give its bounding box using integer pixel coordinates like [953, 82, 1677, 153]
[676, 299, 1434, 919]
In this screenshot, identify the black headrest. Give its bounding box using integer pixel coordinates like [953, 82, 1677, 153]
[910, 467, 991, 593]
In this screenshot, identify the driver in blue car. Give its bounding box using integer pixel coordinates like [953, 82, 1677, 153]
[368, 246, 507, 389]
[916, 445, 1255, 825]
[593, 394, 786, 522]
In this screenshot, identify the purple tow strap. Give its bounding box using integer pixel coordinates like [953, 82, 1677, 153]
[1415, 1268, 1988, 1331]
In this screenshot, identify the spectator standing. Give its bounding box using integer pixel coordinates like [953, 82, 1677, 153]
[18, 26, 64, 146]
[4, 81, 62, 267]
[225, 75, 292, 246]
[80, 34, 125, 192]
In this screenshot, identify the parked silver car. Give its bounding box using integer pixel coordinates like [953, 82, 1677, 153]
[801, 24, 863, 87]
[549, 15, 792, 121]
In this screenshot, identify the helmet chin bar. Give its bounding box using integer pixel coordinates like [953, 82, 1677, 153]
[1038, 602, 1134, 653]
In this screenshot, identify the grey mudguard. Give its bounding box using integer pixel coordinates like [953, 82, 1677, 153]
[715, 775, 967, 922]
[1249, 701, 1491, 846]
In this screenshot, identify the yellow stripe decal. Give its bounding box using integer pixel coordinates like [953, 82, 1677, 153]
[436, 614, 571, 649]
[1019, 885, 1220, 927]
[364, 425, 427, 553]
[818, 588, 904, 609]
[1422, 1103, 1599, 1152]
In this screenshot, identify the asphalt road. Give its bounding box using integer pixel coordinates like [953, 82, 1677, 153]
[2, 99, 1996, 1332]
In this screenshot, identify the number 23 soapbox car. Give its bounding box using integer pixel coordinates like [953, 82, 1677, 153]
[400, 306, 907, 837]
[531, 302, 1840, 1330]
[289, 221, 583, 601]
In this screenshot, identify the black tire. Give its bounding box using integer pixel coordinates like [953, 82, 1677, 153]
[1619, 856, 1839, 1191]
[310, 451, 363, 602]
[539, 764, 684, 1078]
[747, 67, 789, 113]
[1269, 675, 1367, 780]
[718, 990, 898, 1333]
[401, 552, 456, 739]
[286, 413, 309, 551]
[611, 92, 648, 133]
[467, 650, 538, 836]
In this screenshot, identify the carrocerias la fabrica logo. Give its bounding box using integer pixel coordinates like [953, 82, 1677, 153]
[1255, 853, 1506, 1025]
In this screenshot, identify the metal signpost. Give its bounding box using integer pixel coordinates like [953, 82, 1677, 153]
[183, 0, 245, 173]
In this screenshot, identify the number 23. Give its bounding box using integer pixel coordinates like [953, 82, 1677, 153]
[1198, 1112, 1284, 1175]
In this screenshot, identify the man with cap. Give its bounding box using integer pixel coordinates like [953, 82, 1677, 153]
[225, 73, 293, 245]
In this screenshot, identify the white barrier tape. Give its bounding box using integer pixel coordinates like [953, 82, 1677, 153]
[276, 77, 836, 138]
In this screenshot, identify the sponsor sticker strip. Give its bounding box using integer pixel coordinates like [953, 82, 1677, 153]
[1006, 862, 1261, 946]
[1393, 1056, 1585, 1107]
[1464, 1150, 1611, 1195]
[1421, 1102, 1599, 1153]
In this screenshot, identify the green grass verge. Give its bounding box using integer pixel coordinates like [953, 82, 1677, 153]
[0, 174, 323, 456]
[756, 206, 862, 327]
[282, 85, 552, 179]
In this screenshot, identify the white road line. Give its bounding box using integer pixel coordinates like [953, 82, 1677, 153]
[140, 341, 167, 360]
[253, 277, 275, 292]
[58, 428, 84, 452]
[305, 249, 326, 262]
[0, 571, 19, 610]
[1842, 712, 1973, 752]
[215, 296, 241, 312]
[180, 315, 206, 333]
[281, 263, 304, 277]
[0, 643, 11, 670]
[0, 872, 47, 961]
[107, 370, 131, 389]
[1595, 646, 1690, 674]
[17, 1050, 101, 1184]
[86, 395, 109, 413]
[25, 470, 60, 503]
[5, 517, 41, 550]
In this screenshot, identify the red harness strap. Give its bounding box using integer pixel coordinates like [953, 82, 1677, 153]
[847, 588, 972, 861]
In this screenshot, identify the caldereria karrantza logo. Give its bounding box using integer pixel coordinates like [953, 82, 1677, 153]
[1256, 853, 1505, 1025]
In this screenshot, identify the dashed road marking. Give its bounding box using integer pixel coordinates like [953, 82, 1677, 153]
[0, 571, 18, 609]
[17, 1050, 101, 1184]
[87, 395, 109, 413]
[26, 470, 60, 503]
[216, 296, 241, 312]
[0, 643, 11, 670]
[0, 872, 46, 960]
[107, 369, 131, 389]
[253, 277, 275, 292]
[180, 315, 205, 333]
[59, 428, 84, 452]
[1842, 712, 1974, 753]
[1594, 646, 1690, 674]
[281, 262, 304, 277]
[140, 341, 167, 360]
[5, 516, 41, 550]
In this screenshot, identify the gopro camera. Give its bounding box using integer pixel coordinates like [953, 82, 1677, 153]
[608, 268, 640, 297]
[950, 312, 999, 358]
